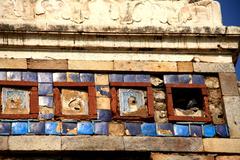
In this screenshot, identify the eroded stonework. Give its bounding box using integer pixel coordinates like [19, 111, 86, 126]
[0, 0, 222, 27]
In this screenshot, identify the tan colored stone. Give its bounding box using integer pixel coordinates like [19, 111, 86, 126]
[151, 153, 214, 160]
[95, 74, 109, 85]
[0, 58, 27, 69]
[27, 59, 68, 70]
[109, 122, 125, 136]
[96, 97, 111, 109]
[223, 96, 240, 138]
[9, 136, 61, 151]
[203, 138, 240, 153]
[216, 156, 240, 160]
[177, 62, 193, 72]
[0, 137, 8, 150]
[124, 137, 203, 152]
[62, 136, 124, 151]
[68, 60, 113, 71]
[114, 61, 177, 72]
[193, 63, 235, 73]
[205, 77, 220, 88]
[219, 73, 239, 96]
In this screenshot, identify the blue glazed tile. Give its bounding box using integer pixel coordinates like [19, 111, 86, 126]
[109, 74, 123, 82]
[123, 74, 136, 82]
[96, 86, 110, 97]
[215, 124, 229, 138]
[38, 83, 53, 96]
[173, 124, 189, 137]
[7, 71, 21, 81]
[38, 72, 53, 83]
[192, 75, 205, 84]
[97, 110, 112, 122]
[0, 122, 11, 135]
[39, 113, 54, 120]
[156, 123, 174, 136]
[39, 96, 53, 107]
[203, 124, 216, 138]
[67, 72, 80, 82]
[94, 122, 108, 135]
[190, 125, 202, 137]
[45, 122, 61, 135]
[22, 72, 37, 82]
[136, 74, 150, 82]
[80, 73, 94, 82]
[163, 75, 179, 84]
[11, 122, 28, 135]
[77, 122, 94, 135]
[125, 122, 142, 136]
[141, 123, 157, 136]
[29, 122, 45, 135]
[178, 74, 192, 84]
[53, 72, 67, 82]
[0, 71, 6, 80]
[62, 122, 77, 135]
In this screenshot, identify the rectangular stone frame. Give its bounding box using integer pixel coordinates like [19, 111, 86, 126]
[0, 80, 38, 119]
[110, 82, 154, 120]
[53, 82, 97, 120]
[166, 84, 211, 122]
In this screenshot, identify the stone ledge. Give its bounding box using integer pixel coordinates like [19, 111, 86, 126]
[1, 136, 240, 153]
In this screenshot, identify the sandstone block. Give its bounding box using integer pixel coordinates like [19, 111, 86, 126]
[68, 60, 113, 71]
[216, 156, 240, 160]
[193, 63, 235, 73]
[151, 153, 214, 160]
[219, 73, 239, 96]
[62, 136, 124, 151]
[203, 138, 240, 153]
[9, 136, 61, 151]
[0, 58, 27, 69]
[177, 62, 193, 72]
[109, 122, 125, 136]
[0, 136, 8, 150]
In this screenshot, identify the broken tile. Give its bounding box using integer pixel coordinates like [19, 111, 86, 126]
[77, 122, 94, 135]
[80, 73, 94, 82]
[163, 75, 178, 84]
[154, 111, 168, 123]
[136, 74, 150, 82]
[118, 89, 147, 117]
[96, 97, 111, 109]
[153, 89, 166, 101]
[125, 122, 142, 136]
[123, 74, 136, 82]
[61, 89, 89, 115]
[95, 74, 109, 85]
[22, 72, 37, 82]
[7, 71, 21, 81]
[39, 113, 54, 120]
[29, 122, 45, 135]
[156, 123, 174, 136]
[53, 72, 67, 82]
[37, 72, 53, 83]
[39, 106, 54, 120]
[38, 83, 53, 96]
[190, 125, 202, 137]
[96, 85, 110, 97]
[109, 122, 125, 136]
[141, 123, 157, 136]
[11, 122, 28, 135]
[62, 122, 77, 136]
[205, 77, 220, 89]
[150, 76, 164, 87]
[215, 124, 229, 138]
[45, 122, 61, 135]
[203, 124, 216, 138]
[97, 109, 112, 122]
[39, 96, 53, 108]
[94, 122, 109, 135]
[192, 75, 205, 84]
[178, 74, 192, 84]
[173, 124, 189, 137]
[1, 87, 30, 114]
[109, 74, 123, 82]
[67, 72, 80, 82]
[0, 122, 11, 135]
[0, 71, 7, 80]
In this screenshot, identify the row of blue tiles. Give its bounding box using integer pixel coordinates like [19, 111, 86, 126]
[164, 75, 205, 84]
[0, 121, 229, 138]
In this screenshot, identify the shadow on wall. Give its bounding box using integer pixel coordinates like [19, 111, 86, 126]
[236, 55, 240, 81]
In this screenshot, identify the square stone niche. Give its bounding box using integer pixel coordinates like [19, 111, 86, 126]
[110, 82, 154, 120]
[166, 84, 211, 122]
[53, 82, 96, 120]
[0, 81, 38, 119]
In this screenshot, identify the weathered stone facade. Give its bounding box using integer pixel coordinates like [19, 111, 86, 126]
[0, 0, 240, 159]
